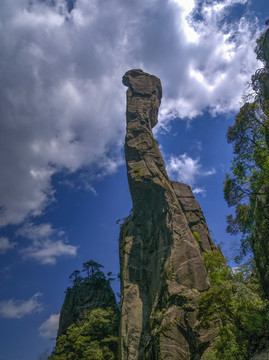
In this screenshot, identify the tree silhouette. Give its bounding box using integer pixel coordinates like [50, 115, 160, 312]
[69, 270, 82, 285]
[82, 260, 104, 278]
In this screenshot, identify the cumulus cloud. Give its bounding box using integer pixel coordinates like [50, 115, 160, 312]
[0, 237, 17, 254]
[17, 223, 77, 264]
[0, 293, 43, 319]
[39, 313, 60, 339]
[166, 153, 216, 192]
[0, 0, 261, 227]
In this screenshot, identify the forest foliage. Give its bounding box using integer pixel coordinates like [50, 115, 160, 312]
[198, 250, 269, 359]
[223, 26, 269, 299]
[67, 260, 117, 289]
[51, 307, 119, 360]
[210, 24, 269, 358]
[50, 261, 120, 360]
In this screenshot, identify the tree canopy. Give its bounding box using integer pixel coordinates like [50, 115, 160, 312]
[82, 260, 104, 278]
[224, 26, 269, 298]
[198, 250, 269, 359]
[51, 308, 119, 360]
[66, 260, 117, 290]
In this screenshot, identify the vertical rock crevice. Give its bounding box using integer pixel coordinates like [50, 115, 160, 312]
[120, 69, 216, 359]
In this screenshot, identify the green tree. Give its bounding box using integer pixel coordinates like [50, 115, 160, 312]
[82, 260, 104, 278]
[69, 270, 83, 285]
[198, 250, 269, 360]
[51, 308, 119, 360]
[224, 27, 269, 298]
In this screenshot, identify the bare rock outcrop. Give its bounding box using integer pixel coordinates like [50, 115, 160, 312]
[170, 181, 216, 253]
[120, 69, 216, 359]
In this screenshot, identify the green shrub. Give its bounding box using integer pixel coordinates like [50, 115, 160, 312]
[198, 251, 269, 359]
[193, 231, 201, 244]
[51, 308, 119, 360]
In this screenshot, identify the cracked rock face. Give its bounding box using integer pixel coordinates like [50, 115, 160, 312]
[120, 69, 216, 359]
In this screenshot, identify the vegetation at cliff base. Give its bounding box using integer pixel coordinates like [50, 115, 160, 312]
[51, 307, 119, 360]
[198, 250, 269, 359]
[209, 28, 269, 358]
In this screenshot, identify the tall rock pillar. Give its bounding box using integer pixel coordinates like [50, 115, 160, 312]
[120, 69, 215, 360]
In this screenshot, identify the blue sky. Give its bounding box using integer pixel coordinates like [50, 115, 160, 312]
[0, 0, 268, 359]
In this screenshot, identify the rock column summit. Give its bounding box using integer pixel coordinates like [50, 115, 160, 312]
[120, 69, 216, 359]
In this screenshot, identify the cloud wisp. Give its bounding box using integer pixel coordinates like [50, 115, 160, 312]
[17, 223, 78, 265]
[0, 293, 43, 319]
[166, 153, 216, 195]
[39, 313, 60, 339]
[0, 0, 261, 227]
[0, 237, 17, 254]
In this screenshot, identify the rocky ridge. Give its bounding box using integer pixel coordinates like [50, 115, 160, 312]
[120, 69, 217, 359]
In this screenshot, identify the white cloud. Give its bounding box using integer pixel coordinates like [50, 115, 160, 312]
[21, 240, 77, 265]
[0, 0, 261, 227]
[39, 313, 60, 339]
[166, 153, 216, 187]
[17, 223, 78, 265]
[0, 237, 17, 254]
[0, 293, 43, 319]
[17, 223, 55, 241]
[193, 187, 206, 197]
